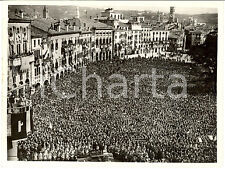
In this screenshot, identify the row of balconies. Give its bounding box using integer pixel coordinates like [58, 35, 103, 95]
[9, 52, 34, 67]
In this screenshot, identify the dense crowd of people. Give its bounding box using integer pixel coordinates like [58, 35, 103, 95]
[17, 57, 217, 162]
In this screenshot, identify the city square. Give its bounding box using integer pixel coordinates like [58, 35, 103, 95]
[6, 3, 217, 162]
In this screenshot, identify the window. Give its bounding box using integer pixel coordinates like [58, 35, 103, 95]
[34, 50, 40, 58]
[38, 39, 40, 45]
[75, 38, 77, 45]
[9, 28, 13, 37]
[23, 42, 27, 53]
[17, 44, 21, 55]
[13, 76, 16, 83]
[26, 71, 29, 79]
[10, 45, 14, 55]
[34, 40, 36, 47]
[55, 40, 58, 50]
[51, 42, 54, 51]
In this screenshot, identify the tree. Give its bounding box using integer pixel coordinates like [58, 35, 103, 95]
[189, 31, 217, 93]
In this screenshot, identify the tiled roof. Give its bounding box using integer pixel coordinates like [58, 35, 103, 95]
[152, 26, 166, 31]
[31, 31, 43, 38]
[79, 17, 113, 29]
[8, 10, 32, 23]
[141, 23, 152, 28]
[31, 18, 82, 36]
[168, 33, 179, 39]
[118, 22, 129, 27]
[190, 30, 203, 34]
[31, 18, 57, 33]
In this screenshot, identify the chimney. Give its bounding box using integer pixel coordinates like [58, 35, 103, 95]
[33, 9, 37, 19]
[15, 9, 18, 15]
[20, 10, 24, 19]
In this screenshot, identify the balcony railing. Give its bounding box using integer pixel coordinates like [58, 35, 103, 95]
[9, 52, 34, 67]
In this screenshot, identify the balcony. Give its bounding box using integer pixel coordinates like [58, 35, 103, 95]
[9, 52, 34, 67]
[12, 57, 21, 66]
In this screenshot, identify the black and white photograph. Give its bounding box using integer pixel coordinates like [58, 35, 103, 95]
[0, 0, 223, 166]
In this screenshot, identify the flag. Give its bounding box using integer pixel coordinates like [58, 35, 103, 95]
[11, 112, 27, 140]
[30, 107, 34, 132]
[21, 56, 32, 70]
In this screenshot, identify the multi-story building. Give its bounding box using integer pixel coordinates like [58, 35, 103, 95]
[8, 6, 172, 98]
[142, 27, 169, 57]
[7, 14, 34, 158]
[168, 30, 186, 52]
[114, 23, 131, 59]
[185, 30, 206, 49]
[8, 18, 34, 100]
[130, 16, 145, 23]
[101, 8, 123, 20]
[92, 27, 114, 61]
[68, 17, 114, 62]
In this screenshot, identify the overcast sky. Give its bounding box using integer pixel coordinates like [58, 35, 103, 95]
[73, 1, 218, 14]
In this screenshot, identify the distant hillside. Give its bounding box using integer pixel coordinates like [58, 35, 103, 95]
[8, 5, 103, 19]
[176, 13, 218, 25]
[8, 5, 217, 25]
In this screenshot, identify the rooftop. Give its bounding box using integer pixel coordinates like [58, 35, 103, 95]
[8, 10, 32, 23]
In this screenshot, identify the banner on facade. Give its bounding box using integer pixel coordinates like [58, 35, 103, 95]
[11, 112, 27, 140]
[21, 56, 34, 70]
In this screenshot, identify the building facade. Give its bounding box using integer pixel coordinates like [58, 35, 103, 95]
[8, 19, 34, 101]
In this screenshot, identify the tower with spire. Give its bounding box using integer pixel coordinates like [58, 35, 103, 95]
[43, 5, 49, 19]
[75, 6, 80, 18]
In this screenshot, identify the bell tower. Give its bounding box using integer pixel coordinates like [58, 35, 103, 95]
[43, 5, 49, 19]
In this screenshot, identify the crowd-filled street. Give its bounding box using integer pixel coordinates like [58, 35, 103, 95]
[17, 57, 217, 162]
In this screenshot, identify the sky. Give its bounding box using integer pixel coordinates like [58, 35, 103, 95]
[73, 1, 218, 14]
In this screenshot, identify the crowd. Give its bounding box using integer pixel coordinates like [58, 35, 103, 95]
[17, 57, 217, 162]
